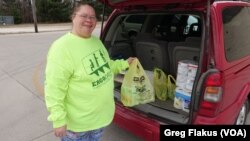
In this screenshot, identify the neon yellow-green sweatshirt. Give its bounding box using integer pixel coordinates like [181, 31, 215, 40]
[45, 32, 129, 132]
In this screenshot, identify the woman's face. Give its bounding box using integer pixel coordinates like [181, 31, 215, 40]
[72, 5, 97, 38]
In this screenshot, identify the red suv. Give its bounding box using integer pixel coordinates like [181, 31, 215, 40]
[99, 0, 250, 140]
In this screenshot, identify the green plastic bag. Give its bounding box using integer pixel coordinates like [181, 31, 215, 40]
[153, 68, 168, 101]
[121, 59, 155, 107]
[167, 75, 176, 100]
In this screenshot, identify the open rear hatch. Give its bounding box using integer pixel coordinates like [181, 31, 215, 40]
[99, 0, 212, 124]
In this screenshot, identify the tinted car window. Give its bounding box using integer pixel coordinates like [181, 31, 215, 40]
[125, 15, 146, 24]
[222, 6, 250, 62]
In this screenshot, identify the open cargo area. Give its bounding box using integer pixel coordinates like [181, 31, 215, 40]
[103, 12, 202, 123]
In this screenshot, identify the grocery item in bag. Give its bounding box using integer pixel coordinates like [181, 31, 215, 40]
[121, 59, 155, 107]
[153, 68, 168, 101]
[167, 75, 176, 100]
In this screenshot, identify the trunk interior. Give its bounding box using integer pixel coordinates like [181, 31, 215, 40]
[103, 11, 203, 123]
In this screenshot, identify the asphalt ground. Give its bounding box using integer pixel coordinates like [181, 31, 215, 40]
[0, 23, 144, 141]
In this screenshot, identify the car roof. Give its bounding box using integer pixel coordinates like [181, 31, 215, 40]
[99, 0, 214, 9]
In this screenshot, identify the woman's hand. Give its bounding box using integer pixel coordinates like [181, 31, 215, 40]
[127, 57, 137, 65]
[54, 125, 67, 137]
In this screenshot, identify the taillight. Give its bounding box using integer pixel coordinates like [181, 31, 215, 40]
[204, 87, 222, 102]
[198, 72, 223, 117]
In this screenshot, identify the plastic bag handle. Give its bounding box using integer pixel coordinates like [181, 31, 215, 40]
[154, 68, 164, 79]
[134, 59, 145, 74]
[168, 75, 176, 84]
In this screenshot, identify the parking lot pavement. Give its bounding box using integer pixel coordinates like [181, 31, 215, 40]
[0, 24, 144, 141]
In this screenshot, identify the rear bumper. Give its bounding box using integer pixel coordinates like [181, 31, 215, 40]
[113, 103, 160, 141]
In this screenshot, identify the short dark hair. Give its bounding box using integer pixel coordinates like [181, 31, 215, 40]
[71, 2, 95, 19]
[71, 1, 94, 17]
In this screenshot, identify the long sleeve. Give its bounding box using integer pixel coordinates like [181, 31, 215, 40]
[44, 43, 73, 128]
[109, 59, 129, 75]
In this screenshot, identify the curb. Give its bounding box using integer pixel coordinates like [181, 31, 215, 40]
[0, 29, 71, 35]
[0, 22, 102, 35]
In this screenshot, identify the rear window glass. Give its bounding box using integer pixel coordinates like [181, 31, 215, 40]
[222, 6, 250, 62]
[125, 15, 146, 24]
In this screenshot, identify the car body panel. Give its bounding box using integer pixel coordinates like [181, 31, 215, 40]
[210, 1, 250, 119]
[114, 104, 160, 141]
[99, 0, 250, 140]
